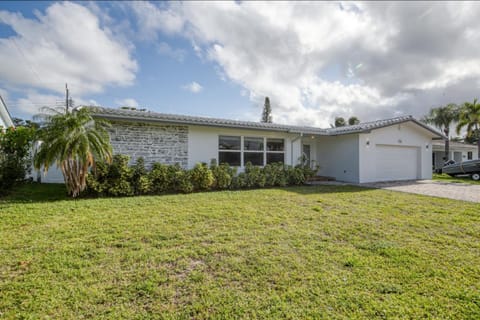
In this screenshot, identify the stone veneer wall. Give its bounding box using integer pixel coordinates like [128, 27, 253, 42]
[109, 121, 188, 167]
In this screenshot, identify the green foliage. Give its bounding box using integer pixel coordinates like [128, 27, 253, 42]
[210, 159, 235, 190]
[261, 96, 272, 123]
[85, 156, 314, 197]
[190, 163, 214, 191]
[263, 162, 288, 187]
[173, 169, 193, 193]
[334, 117, 346, 127]
[287, 166, 306, 185]
[244, 162, 266, 188]
[105, 155, 134, 196]
[0, 126, 35, 194]
[34, 107, 112, 197]
[456, 98, 480, 158]
[149, 162, 170, 193]
[131, 158, 152, 195]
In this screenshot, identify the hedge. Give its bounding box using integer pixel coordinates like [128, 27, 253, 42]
[85, 155, 317, 197]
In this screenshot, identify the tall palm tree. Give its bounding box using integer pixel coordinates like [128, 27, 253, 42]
[34, 107, 112, 197]
[424, 103, 459, 161]
[348, 116, 360, 125]
[456, 98, 480, 159]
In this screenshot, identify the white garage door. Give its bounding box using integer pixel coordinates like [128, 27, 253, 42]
[375, 145, 419, 181]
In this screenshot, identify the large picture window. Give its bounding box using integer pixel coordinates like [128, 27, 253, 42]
[244, 137, 264, 166]
[218, 136, 285, 166]
[218, 136, 241, 166]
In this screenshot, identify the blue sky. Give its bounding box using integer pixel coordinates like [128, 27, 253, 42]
[1, 1, 480, 127]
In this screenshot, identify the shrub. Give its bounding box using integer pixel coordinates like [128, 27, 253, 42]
[232, 172, 247, 189]
[190, 163, 214, 191]
[210, 159, 235, 190]
[244, 162, 266, 188]
[85, 156, 312, 197]
[263, 162, 287, 187]
[131, 158, 152, 195]
[106, 155, 134, 196]
[173, 168, 193, 193]
[86, 161, 109, 195]
[149, 162, 171, 194]
[287, 166, 306, 185]
[0, 126, 35, 194]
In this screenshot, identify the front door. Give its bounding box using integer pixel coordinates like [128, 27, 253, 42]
[302, 144, 311, 168]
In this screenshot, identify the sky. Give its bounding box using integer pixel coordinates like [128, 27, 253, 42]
[0, 1, 480, 128]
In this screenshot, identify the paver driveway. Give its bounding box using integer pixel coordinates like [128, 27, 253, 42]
[361, 180, 480, 203]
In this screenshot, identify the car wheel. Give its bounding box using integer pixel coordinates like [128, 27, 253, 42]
[471, 173, 480, 181]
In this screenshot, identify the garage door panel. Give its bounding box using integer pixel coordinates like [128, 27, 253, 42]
[375, 145, 419, 181]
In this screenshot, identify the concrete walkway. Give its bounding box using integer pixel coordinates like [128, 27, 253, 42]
[360, 180, 480, 203]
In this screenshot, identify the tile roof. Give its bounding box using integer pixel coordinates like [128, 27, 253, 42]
[88, 106, 444, 138]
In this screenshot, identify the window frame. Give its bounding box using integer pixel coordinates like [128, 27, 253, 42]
[218, 135, 285, 167]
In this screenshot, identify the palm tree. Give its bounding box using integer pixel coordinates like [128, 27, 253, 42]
[334, 117, 346, 127]
[424, 103, 459, 161]
[456, 98, 480, 159]
[34, 107, 112, 197]
[348, 116, 360, 125]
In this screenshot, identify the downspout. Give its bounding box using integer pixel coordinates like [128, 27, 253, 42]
[290, 132, 303, 165]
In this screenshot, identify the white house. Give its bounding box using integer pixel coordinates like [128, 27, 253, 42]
[0, 95, 14, 129]
[81, 107, 444, 184]
[432, 141, 478, 170]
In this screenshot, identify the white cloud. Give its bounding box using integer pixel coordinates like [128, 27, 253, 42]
[115, 98, 139, 108]
[156, 42, 186, 62]
[128, 1, 184, 40]
[182, 81, 203, 93]
[131, 1, 480, 127]
[0, 2, 137, 96]
[10, 91, 64, 119]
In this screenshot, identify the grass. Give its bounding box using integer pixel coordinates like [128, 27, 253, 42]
[433, 173, 480, 184]
[1, 184, 479, 319]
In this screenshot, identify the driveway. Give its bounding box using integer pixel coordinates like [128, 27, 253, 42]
[361, 180, 480, 203]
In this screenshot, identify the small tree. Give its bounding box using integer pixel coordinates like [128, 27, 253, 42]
[0, 126, 35, 194]
[424, 103, 459, 161]
[334, 117, 346, 127]
[261, 97, 272, 123]
[456, 98, 480, 159]
[348, 116, 360, 125]
[34, 107, 112, 197]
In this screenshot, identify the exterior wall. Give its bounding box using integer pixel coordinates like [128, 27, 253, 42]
[358, 122, 433, 183]
[0, 101, 14, 129]
[188, 125, 302, 169]
[109, 121, 188, 167]
[432, 146, 478, 169]
[315, 134, 360, 183]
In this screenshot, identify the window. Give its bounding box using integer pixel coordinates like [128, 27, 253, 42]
[218, 136, 241, 166]
[244, 137, 264, 165]
[218, 136, 285, 166]
[267, 138, 284, 164]
[468, 151, 473, 160]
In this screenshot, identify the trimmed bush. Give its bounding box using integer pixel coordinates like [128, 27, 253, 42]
[131, 158, 152, 195]
[190, 163, 214, 191]
[85, 156, 315, 197]
[210, 159, 235, 190]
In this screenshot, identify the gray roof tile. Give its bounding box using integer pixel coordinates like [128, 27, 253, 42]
[88, 106, 444, 138]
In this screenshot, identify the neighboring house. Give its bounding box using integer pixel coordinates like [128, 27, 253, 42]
[0, 95, 14, 129]
[432, 141, 478, 169]
[78, 107, 444, 184]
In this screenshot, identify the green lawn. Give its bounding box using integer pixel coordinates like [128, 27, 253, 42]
[433, 173, 480, 184]
[1, 184, 479, 319]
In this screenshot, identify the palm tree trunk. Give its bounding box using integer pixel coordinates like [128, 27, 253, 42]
[444, 128, 450, 161]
